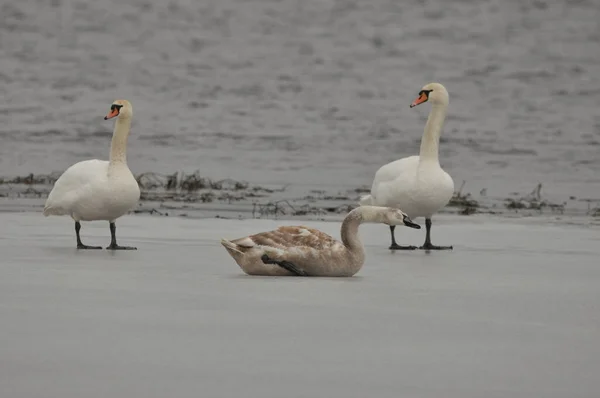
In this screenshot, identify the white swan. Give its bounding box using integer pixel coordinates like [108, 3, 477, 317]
[220, 206, 421, 277]
[43, 100, 140, 250]
[360, 83, 454, 250]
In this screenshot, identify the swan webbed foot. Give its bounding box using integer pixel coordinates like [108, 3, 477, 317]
[74, 221, 101, 249]
[261, 254, 308, 276]
[106, 222, 137, 250]
[77, 244, 102, 250]
[419, 218, 453, 251]
[418, 243, 453, 251]
[106, 244, 137, 250]
[388, 225, 417, 250]
[389, 244, 418, 250]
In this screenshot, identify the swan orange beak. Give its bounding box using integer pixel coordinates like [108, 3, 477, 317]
[410, 93, 428, 108]
[104, 108, 120, 120]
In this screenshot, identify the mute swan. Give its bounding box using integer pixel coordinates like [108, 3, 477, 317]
[360, 83, 454, 251]
[43, 100, 140, 250]
[220, 206, 421, 277]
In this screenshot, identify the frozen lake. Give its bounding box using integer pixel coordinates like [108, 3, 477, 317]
[2, 0, 599, 395]
[1, 212, 599, 397]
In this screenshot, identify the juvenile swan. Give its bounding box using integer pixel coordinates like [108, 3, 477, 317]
[361, 83, 454, 251]
[220, 206, 421, 277]
[43, 100, 140, 250]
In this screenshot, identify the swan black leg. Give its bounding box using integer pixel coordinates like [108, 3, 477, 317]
[261, 254, 308, 276]
[419, 218, 453, 250]
[388, 225, 417, 250]
[75, 221, 102, 250]
[106, 222, 137, 250]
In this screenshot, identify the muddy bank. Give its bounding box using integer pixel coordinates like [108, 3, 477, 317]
[1, 171, 598, 219]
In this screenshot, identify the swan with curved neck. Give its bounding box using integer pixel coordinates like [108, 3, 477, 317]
[43, 100, 140, 250]
[220, 206, 421, 277]
[360, 83, 454, 250]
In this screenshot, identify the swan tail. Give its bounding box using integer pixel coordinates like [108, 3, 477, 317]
[43, 204, 66, 217]
[220, 238, 244, 255]
[359, 194, 373, 206]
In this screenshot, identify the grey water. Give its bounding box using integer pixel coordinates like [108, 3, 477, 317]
[1, 0, 599, 203]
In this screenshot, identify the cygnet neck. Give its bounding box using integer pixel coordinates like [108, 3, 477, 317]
[340, 206, 385, 252]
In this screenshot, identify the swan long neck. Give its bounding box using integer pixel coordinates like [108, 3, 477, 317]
[419, 103, 447, 164]
[109, 116, 131, 165]
[340, 206, 385, 253]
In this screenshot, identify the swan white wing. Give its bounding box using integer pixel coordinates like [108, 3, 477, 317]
[369, 157, 454, 217]
[44, 159, 109, 216]
[369, 156, 419, 206]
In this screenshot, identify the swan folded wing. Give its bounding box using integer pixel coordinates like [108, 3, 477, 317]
[44, 160, 109, 215]
[248, 226, 338, 251]
[372, 156, 419, 187]
[370, 156, 419, 205]
[48, 160, 109, 195]
[45, 181, 102, 216]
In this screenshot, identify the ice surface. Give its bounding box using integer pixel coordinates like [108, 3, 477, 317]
[1, 212, 599, 397]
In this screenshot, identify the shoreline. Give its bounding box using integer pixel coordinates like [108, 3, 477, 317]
[1, 170, 599, 220]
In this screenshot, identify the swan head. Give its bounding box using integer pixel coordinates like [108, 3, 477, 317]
[383, 208, 421, 229]
[104, 99, 133, 120]
[410, 83, 448, 108]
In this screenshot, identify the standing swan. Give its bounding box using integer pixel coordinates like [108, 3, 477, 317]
[220, 206, 421, 277]
[360, 83, 454, 250]
[43, 100, 141, 250]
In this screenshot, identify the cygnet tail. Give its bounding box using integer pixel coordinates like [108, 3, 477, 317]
[220, 238, 244, 255]
[359, 194, 373, 206]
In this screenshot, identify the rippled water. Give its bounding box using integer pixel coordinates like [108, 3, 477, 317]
[1, 0, 599, 203]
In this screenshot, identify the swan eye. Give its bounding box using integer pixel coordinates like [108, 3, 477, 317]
[111, 104, 123, 111]
[418, 89, 433, 97]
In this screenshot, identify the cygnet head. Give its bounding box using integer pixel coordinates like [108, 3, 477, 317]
[104, 99, 133, 120]
[383, 208, 421, 229]
[410, 83, 449, 108]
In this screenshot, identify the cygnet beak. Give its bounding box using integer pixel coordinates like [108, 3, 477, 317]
[403, 215, 421, 229]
